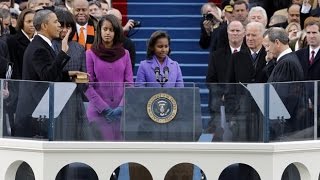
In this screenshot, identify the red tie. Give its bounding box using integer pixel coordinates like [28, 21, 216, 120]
[310, 50, 315, 65]
[233, 49, 238, 54]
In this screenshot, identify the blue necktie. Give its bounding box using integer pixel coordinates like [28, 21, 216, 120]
[252, 52, 257, 62]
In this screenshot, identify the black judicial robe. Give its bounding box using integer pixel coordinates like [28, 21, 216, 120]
[268, 52, 304, 82]
[267, 52, 307, 139]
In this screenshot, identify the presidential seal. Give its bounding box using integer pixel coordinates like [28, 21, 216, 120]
[147, 93, 178, 124]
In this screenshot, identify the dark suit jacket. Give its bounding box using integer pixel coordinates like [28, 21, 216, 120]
[265, 0, 291, 19]
[268, 52, 306, 138]
[6, 30, 31, 79]
[296, 47, 320, 80]
[225, 46, 267, 113]
[199, 21, 228, 54]
[5, 31, 30, 122]
[206, 46, 234, 113]
[22, 35, 70, 81]
[14, 35, 70, 138]
[271, 21, 288, 29]
[123, 36, 136, 71]
[296, 47, 320, 133]
[310, 8, 320, 17]
[206, 47, 231, 83]
[0, 39, 10, 78]
[226, 46, 267, 83]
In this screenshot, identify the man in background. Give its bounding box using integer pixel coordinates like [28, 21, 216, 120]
[107, 8, 136, 71]
[72, 0, 97, 50]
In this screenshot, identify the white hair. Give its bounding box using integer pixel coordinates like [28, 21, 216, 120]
[248, 6, 268, 26]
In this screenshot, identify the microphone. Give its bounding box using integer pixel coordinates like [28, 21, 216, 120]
[163, 66, 169, 82]
[154, 67, 160, 82]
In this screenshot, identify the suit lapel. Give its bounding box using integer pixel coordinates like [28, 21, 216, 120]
[256, 47, 266, 69]
[39, 36, 56, 58]
[311, 49, 320, 67]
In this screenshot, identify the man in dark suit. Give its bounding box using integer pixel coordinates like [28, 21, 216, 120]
[226, 21, 267, 144]
[206, 20, 246, 142]
[296, 16, 320, 137]
[206, 20, 248, 180]
[264, 27, 306, 142]
[227, 22, 267, 83]
[227, 22, 268, 180]
[14, 9, 86, 138]
[296, 17, 320, 80]
[199, 2, 224, 53]
[72, 0, 97, 50]
[265, 27, 304, 82]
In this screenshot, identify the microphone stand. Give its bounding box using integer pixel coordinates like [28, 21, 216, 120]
[160, 80, 165, 87]
[155, 67, 169, 87]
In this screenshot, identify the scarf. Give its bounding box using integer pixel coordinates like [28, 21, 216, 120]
[91, 43, 125, 62]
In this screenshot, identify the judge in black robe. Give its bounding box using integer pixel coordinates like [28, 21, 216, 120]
[265, 27, 307, 140]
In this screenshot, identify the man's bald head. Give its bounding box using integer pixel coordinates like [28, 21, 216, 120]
[72, 0, 88, 8]
[107, 8, 122, 22]
[72, 0, 89, 25]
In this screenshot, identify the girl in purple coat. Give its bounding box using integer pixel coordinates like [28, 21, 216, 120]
[136, 31, 184, 87]
[85, 15, 133, 140]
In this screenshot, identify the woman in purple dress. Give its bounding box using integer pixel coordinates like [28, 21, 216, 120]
[85, 15, 133, 140]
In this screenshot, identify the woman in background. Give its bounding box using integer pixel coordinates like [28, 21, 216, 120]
[5, 9, 35, 136]
[85, 14, 133, 140]
[52, 8, 89, 140]
[136, 30, 184, 87]
[7, 8, 35, 79]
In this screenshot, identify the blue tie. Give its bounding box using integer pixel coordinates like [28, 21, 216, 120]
[252, 52, 257, 62]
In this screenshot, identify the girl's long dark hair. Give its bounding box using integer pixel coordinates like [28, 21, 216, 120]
[92, 14, 124, 49]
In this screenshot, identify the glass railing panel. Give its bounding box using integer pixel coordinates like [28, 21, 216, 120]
[196, 81, 316, 142]
[1, 80, 317, 142]
[268, 81, 315, 142]
[1, 79, 52, 140]
[61, 81, 129, 141]
[50, 82, 200, 142]
[196, 82, 265, 142]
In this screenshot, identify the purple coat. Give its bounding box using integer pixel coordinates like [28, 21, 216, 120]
[135, 55, 184, 87]
[85, 49, 133, 140]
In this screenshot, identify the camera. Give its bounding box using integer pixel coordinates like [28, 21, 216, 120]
[203, 13, 215, 21]
[132, 21, 141, 28]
